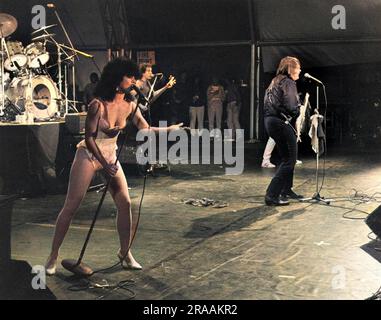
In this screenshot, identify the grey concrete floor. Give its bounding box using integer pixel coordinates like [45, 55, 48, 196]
[9, 146, 381, 300]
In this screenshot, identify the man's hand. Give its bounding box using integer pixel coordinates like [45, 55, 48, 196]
[166, 75, 176, 89]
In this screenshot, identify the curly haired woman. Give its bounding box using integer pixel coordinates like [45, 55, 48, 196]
[45, 58, 182, 275]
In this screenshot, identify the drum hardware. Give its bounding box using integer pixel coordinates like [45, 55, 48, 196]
[50, 3, 79, 115]
[0, 96, 24, 122]
[64, 63, 69, 114]
[57, 43, 93, 59]
[47, 54, 76, 68]
[37, 30, 73, 115]
[0, 10, 94, 121]
[45, 38, 91, 115]
[49, 3, 95, 115]
[0, 71, 10, 91]
[29, 5, 93, 116]
[0, 13, 18, 116]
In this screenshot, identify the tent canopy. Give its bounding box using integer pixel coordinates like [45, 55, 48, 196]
[1, 0, 381, 71]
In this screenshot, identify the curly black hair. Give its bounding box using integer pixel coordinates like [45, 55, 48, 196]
[94, 57, 140, 102]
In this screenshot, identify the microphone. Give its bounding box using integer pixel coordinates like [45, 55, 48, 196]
[304, 73, 323, 85]
[122, 85, 149, 103]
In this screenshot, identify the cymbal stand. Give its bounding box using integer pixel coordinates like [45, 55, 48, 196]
[52, 6, 78, 112]
[64, 64, 69, 114]
[0, 29, 10, 116]
[0, 37, 5, 116]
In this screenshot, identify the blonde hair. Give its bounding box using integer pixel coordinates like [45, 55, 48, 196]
[276, 56, 300, 76]
[268, 56, 301, 90]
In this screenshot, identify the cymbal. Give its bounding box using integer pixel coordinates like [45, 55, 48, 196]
[0, 13, 18, 38]
[31, 33, 55, 41]
[31, 24, 57, 35]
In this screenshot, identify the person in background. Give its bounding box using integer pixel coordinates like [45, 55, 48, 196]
[136, 64, 176, 111]
[189, 76, 205, 135]
[225, 78, 242, 140]
[207, 77, 225, 138]
[262, 140, 303, 168]
[83, 72, 99, 110]
[261, 137, 277, 168]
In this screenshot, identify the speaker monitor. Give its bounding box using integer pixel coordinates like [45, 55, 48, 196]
[365, 205, 381, 238]
[65, 112, 87, 135]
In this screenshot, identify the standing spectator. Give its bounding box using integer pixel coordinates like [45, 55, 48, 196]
[189, 76, 205, 135]
[207, 77, 225, 138]
[225, 78, 242, 140]
[83, 72, 99, 109]
[262, 137, 277, 168]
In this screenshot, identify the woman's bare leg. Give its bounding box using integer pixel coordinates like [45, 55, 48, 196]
[46, 149, 97, 267]
[108, 162, 141, 268]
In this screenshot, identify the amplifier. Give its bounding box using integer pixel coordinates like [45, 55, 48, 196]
[65, 113, 87, 135]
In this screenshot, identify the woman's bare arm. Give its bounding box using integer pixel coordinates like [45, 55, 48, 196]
[84, 100, 108, 167]
[130, 103, 183, 133]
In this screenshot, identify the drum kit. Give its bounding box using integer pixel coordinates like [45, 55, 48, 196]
[0, 12, 92, 122]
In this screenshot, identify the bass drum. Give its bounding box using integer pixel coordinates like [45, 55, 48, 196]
[6, 76, 59, 119]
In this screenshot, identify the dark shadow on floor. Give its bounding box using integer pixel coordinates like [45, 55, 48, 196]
[184, 204, 310, 239]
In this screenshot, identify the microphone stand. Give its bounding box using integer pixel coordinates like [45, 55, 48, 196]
[301, 83, 331, 205]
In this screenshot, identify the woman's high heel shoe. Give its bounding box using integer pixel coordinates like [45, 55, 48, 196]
[45, 257, 57, 276]
[117, 250, 142, 270]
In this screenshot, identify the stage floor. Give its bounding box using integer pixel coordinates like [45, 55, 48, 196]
[9, 146, 381, 300]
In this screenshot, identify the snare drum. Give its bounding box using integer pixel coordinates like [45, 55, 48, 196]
[4, 41, 28, 72]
